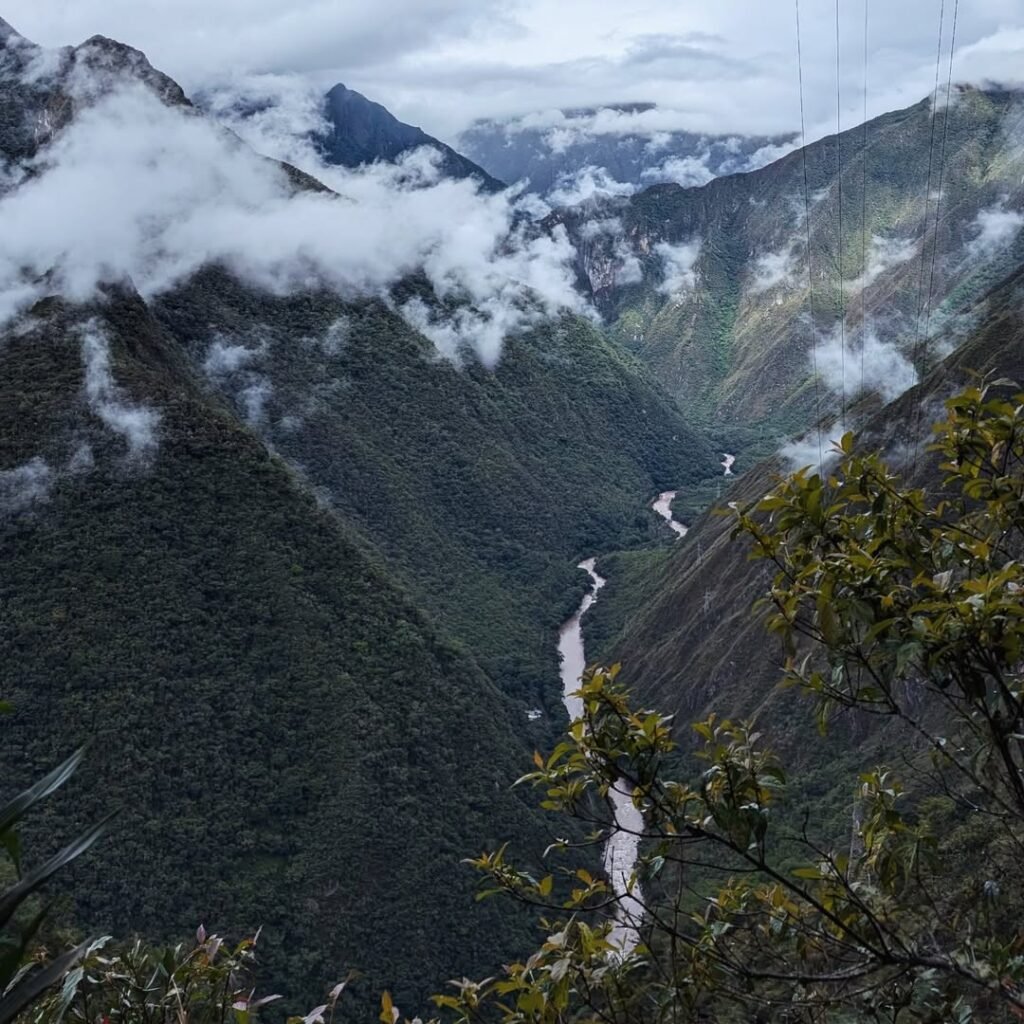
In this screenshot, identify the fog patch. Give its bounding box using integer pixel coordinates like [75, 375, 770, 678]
[239, 379, 273, 426]
[642, 154, 715, 188]
[813, 326, 918, 403]
[79, 321, 160, 456]
[966, 200, 1024, 260]
[655, 240, 701, 296]
[204, 337, 264, 375]
[547, 165, 633, 207]
[312, 317, 349, 355]
[0, 457, 53, 514]
[846, 235, 918, 294]
[750, 242, 799, 294]
[781, 421, 848, 473]
[580, 218, 643, 290]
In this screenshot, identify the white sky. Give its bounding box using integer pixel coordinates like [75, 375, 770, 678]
[6, 1, 1024, 142]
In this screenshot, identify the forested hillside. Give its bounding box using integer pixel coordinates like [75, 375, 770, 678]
[154, 270, 715, 714]
[0, 287, 567, 1012]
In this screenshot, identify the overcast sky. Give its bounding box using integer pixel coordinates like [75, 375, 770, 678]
[6, 1, 1024, 142]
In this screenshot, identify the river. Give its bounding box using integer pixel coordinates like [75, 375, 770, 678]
[554, 477, 725, 952]
[557, 558, 645, 953]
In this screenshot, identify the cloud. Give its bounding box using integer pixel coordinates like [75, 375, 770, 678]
[577, 218, 643, 291]
[79, 320, 161, 455]
[546, 165, 634, 207]
[641, 154, 715, 188]
[812, 325, 918, 403]
[966, 199, 1024, 260]
[203, 337, 265, 376]
[750, 243, 800, 294]
[780, 421, 848, 473]
[845, 235, 918, 294]
[239, 379, 273, 426]
[0, 456, 54, 514]
[655, 240, 701, 296]
[0, 66, 586, 366]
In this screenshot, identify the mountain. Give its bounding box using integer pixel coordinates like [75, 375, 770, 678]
[553, 86, 1024, 446]
[1, 285, 560, 1012]
[0, 17, 717, 1013]
[316, 83, 504, 189]
[583, 258, 1024, 814]
[458, 103, 793, 196]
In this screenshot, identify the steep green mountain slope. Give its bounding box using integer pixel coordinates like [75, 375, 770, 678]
[0, 289, 563, 1013]
[153, 271, 717, 715]
[596, 261, 1024, 757]
[556, 86, 1024, 438]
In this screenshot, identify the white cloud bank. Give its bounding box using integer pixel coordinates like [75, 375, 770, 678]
[0, 63, 586, 368]
[967, 199, 1024, 261]
[79, 321, 161, 455]
[813, 326, 918, 404]
[655, 240, 701, 296]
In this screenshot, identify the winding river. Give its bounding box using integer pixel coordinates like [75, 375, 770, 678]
[558, 559, 645, 953]
[555, 472, 730, 952]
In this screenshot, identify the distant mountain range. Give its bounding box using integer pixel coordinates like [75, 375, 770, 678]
[457, 103, 795, 196]
[551, 85, 1024, 442]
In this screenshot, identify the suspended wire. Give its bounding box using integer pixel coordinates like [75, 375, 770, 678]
[834, 0, 848, 428]
[921, 0, 959, 355]
[910, 0, 948, 472]
[860, 0, 870, 395]
[795, 0, 824, 469]
[911, 0, 946, 381]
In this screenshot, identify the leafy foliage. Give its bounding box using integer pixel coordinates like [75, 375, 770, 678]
[0, 746, 106, 1024]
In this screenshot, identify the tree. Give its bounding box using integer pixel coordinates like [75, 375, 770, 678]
[442, 380, 1024, 1023]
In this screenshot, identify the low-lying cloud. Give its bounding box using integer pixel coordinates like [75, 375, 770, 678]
[0, 456, 53, 514]
[967, 199, 1024, 261]
[781, 421, 848, 473]
[749, 242, 800, 294]
[845, 235, 918, 294]
[546, 165, 634, 207]
[812, 324, 918, 404]
[0, 51, 587, 368]
[655, 239, 701, 296]
[79, 321, 161, 455]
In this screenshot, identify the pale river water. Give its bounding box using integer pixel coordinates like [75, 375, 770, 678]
[553, 467, 733, 952]
[557, 558, 645, 953]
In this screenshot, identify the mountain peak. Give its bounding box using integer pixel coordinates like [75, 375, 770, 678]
[0, 15, 22, 42]
[317, 81, 504, 190]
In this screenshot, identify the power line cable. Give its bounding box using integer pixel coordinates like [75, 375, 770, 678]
[860, 0, 870, 395]
[921, 0, 959, 357]
[834, 0, 848, 427]
[912, 0, 946, 379]
[910, 0, 949, 472]
[795, 0, 824, 469]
